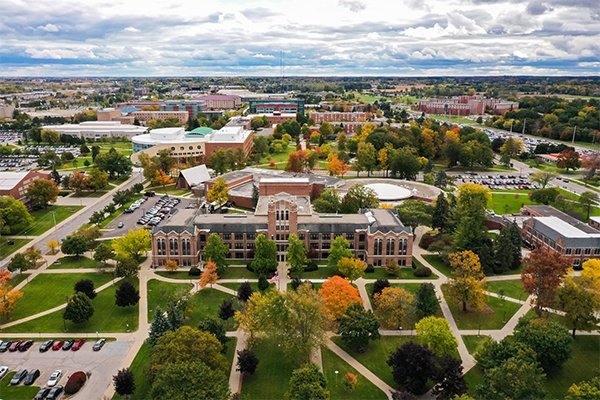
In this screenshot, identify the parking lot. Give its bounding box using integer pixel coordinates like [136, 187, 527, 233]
[0, 339, 132, 399]
[103, 195, 198, 238]
[455, 173, 540, 191]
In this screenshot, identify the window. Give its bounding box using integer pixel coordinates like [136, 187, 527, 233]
[386, 238, 395, 256]
[594, 248, 600, 255]
[223, 233, 231, 240]
[247, 233, 255, 240]
[374, 238, 383, 255]
[157, 238, 166, 255]
[299, 234, 305, 240]
[247, 243, 255, 249]
[574, 259, 581, 266]
[199, 234, 206, 242]
[566, 248, 573, 255]
[310, 233, 319, 240]
[180, 146, 184, 150]
[169, 238, 179, 255]
[322, 233, 330, 240]
[584, 248, 591, 255]
[398, 239, 407, 255]
[234, 233, 244, 240]
[182, 238, 191, 255]
[346, 233, 354, 240]
[322, 242, 330, 249]
[575, 248, 582, 255]
[235, 243, 244, 249]
[189, 146, 193, 150]
[359, 234, 366, 242]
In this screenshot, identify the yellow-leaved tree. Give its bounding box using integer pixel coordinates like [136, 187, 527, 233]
[199, 260, 219, 288]
[112, 228, 151, 261]
[0, 270, 22, 320]
[446, 250, 486, 312]
[373, 287, 414, 329]
[207, 177, 229, 206]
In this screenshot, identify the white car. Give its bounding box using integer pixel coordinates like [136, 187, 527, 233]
[47, 369, 62, 387]
[0, 365, 8, 379]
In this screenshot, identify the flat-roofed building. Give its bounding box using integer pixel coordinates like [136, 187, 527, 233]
[161, 100, 204, 119]
[130, 111, 189, 125]
[249, 99, 304, 114]
[195, 95, 241, 110]
[309, 111, 370, 123]
[0, 170, 50, 200]
[41, 121, 147, 140]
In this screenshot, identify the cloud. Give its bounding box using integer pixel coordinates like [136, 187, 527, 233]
[339, 0, 366, 12]
[123, 26, 139, 32]
[37, 23, 60, 32]
[526, 1, 552, 15]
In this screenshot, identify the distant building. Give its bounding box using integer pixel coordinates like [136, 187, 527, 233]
[0, 171, 50, 201]
[97, 108, 122, 122]
[130, 111, 189, 125]
[249, 99, 304, 114]
[161, 100, 205, 119]
[42, 121, 147, 140]
[309, 111, 370, 123]
[195, 95, 241, 110]
[416, 95, 518, 116]
[521, 205, 600, 268]
[0, 103, 16, 119]
[247, 112, 297, 125]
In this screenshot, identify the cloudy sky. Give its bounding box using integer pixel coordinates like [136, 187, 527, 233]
[0, 0, 599, 76]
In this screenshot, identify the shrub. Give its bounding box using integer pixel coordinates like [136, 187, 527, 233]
[365, 264, 375, 273]
[188, 267, 201, 276]
[290, 277, 302, 290]
[343, 372, 358, 393]
[384, 260, 401, 277]
[413, 266, 432, 277]
[246, 261, 254, 272]
[419, 230, 439, 250]
[258, 274, 269, 291]
[64, 371, 87, 395]
[304, 260, 318, 272]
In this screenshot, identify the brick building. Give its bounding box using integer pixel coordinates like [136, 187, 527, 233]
[195, 95, 241, 110]
[249, 99, 304, 114]
[309, 112, 370, 123]
[0, 171, 50, 201]
[416, 96, 518, 116]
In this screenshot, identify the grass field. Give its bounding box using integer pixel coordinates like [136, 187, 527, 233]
[488, 192, 536, 215]
[4, 278, 139, 333]
[0, 238, 31, 260]
[7, 272, 114, 322]
[27, 205, 84, 236]
[428, 113, 480, 125]
[321, 346, 388, 399]
[147, 279, 192, 320]
[154, 271, 198, 280]
[423, 254, 452, 277]
[0, 372, 41, 399]
[486, 279, 528, 301]
[259, 144, 296, 165]
[462, 335, 491, 355]
[113, 343, 152, 400]
[48, 255, 103, 269]
[187, 288, 237, 329]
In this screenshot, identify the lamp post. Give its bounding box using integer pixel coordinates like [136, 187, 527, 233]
[334, 370, 339, 385]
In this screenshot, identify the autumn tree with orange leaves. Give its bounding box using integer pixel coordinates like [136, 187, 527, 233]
[522, 248, 570, 316]
[373, 287, 414, 329]
[0, 270, 22, 320]
[199, 260, 219, 288]
[327, 153, 350, 177]
[319, 276, 362, 320]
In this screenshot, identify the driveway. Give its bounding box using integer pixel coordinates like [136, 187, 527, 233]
[0, 339, 133, 399]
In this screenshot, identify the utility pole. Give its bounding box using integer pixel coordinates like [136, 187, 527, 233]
[522, 118, 526, 135]
[572, 126, 577, 144]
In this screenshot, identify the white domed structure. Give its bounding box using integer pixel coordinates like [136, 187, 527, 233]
[364, 183, 413, 201]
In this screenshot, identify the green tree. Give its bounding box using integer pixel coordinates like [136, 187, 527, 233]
[432, 193, 450, 231]
[328, 235, 353, 269]
[415, 316, 458, 357]
[94, 242, 115, 266]
[312, 187, 341, 213]
[556, 277, 600, 337]
[236, 349, 259, 376]
[433, 355, 467, 400]
[341, 184, 379, 213]
[112, 228, 151, 261]
[61, 235, 89, 258]
[529, 187, 560, 205]
[513, 316, 572, 372]
[0, 196, 33, 234]
[203, 233, 229, 274]
[337, 257, 367, 282]
[95, 147, 132, 178]
[207, 177, 229, 205]
[475, 356, 546, 400]
[115, 281, 140, 307]
[115, 257, 139, 278]
[251, 233, 278, 275]
[237, 281, 254, 302]
[113, 368, 135, 399]
[148, 306, 171, 346]
[414, 283, 439, 319]
[40, 129, 60, 144]
[446, 250, 486, 312]
[287, 234, 307, 278]
[198, 317, 228, 349]
[529, 171, 556, 189]
[579, 191, 598, 220]
[286, 364, 329, 400]
[74, 279, 96, 299]
[8, 253, 33, 274]
[507, 221, 522, 269]
[389, 148, 421, 180]
[339, 302, 380, 353]
[25, 178, 59, 209]
[492, 226, 515, 274]
[387, 341, 436, 394]
[150, 361, 230, 400]
[434, 170, 448, 189]
[566, 376, 600, 400]
[395, 200, 434, 227]
[356, 142, 377, 177]
[87, 168, 109, 192]
[63, 292, 94, 324]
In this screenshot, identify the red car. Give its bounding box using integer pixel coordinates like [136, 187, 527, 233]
[71, 339, 85, 351]
[8, 341, 22, 352]
[51, 340, 64, 351]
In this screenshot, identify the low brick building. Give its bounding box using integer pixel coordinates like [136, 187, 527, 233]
[0, 171, 50, 201]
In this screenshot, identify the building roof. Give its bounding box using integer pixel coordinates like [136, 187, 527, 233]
[42, 121, 147, 134]
[529, 216, 600, 248]
[179, 165, 211, 187]
[0, 171, 30, 190]
[524, 205, 599, 234]
[189, 127, 213, 136]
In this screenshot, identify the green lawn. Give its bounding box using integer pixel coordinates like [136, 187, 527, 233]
[70, 190, 108, 198]
[225, 336, 237, 373]
[423, 255, 452, 277]
[464, 365, 485, 396]
[486, 279, 528, 301]
[27, 205, 84, 236]
[0, 238, 31, 260]
[7, 272, 114, 322]
[488, 192, 536, 215]
[219, 281, 263, 293]
[259, 144, 297, 164]
[113, 343, 152, 400]
[48, 255, 103, 269]
[366, 282, 422, 296]
[187, 288, 238, 330]
[462, 335, 491, 355]
[0, 372, 41, 399]
[147, 279, 192, 320]
[241, 337, 299, 400]
[332, 335, 414, 388]
[221, 266, 258, 279]
[321, 346, 388, 399]
[300, 265, 418, 280]
[4, 278, 139, 333]
[442, 287, 522, 330]
[154, 271, 198, 280]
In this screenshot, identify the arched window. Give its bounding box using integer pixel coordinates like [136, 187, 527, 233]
[182, 238, 191, 255]
[169, 238, 179, 255]
[157, 238, 166, 255]
[398, 239, 407, 255]
[374, 238, 383, 255]
[386, 238, 395, 255]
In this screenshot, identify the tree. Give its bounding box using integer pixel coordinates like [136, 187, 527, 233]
[395, 200, 434, 228]
[319, 275, 362, 320]
[198, 317, 228, 349]
[566, 376, 600, 400]
[389, 148, 421, 180]
[219, 299, 235, 320]
[373, 287, 414, 329]
[455, 183, 491, 222]
[80, 144, 90, 155]
[414, 283, 439, 319]
[50, 168, 61, 185]
[355, 142, 377, 177]
[203, 233, 228, 274]
[529, 170, 557, 189]
[492, 226, 516, 274]
[287, 234, 307, 278]
[446, 250, 486, 312]
[63, 292, 94, 324]
[115, 281, 140, 307]
[115, 257, 139, 278]
[113, 368, 135, 399]
[507, 221, 522, 269]
[499, 137, 524, 163]
[433, 355, 467, 400]
[327, 153, 349, 176]
[89, 211, 105, 225]
[529, 187, 560, 205]
[163, 259, 178, 273]
[339, 302, 380, 352]
[251, 234, 277, 275]
[556, 277, 600, 337]
[61, 235, 89, 258]
[286, 364, 329, 400]
[312, 187, 341, 213]
[26, 178, 59, 209]
[69, 171, 89, 194]
[207, 177, 229, 205]
[432, 193, 450, 231]
[47, 239, 60, 255]
[341, 184, 379, 213]
[0, 280, 22, 319]
[387, 342, 436, 394]
[148, 306, 171, 346]
[95, 147, 132, 178]
[521, 248, 570, 316]
[328, 235, 353, 269]
[337, 257, 367, 282]
[87, 168, 109, 192]
[199, 260, 219, 288]
[372, 279, 390, 298]
[0, 196, 33, 234]
[150, 361, 230, 400]
[513, 316, 572, 372]
[434, 170, 448, 189]
[91, 145, 101, 160]
[476, 355, 546, 400]
[582, 259, 600, 289]
[41, 129, 60, 144]
[237, 281, 254, 302]
[579, 191, 599, 220]
[415, 316, 457, 357]
[556, 149, 581, 171]
[74, 279, 96, 299]
[236, 349, 259, 375]
[112, 228, 151, 261]
[8, 253, 33, 274]
[152, 170, 173, 191]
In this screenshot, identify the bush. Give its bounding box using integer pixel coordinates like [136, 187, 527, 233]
[304, 260, 318, 272]
[419, 230, 441, 250]
[188, 267, 201, 276]
[365, 264, 375, 273]
[64, 371, 87, 395]
[258, 274, 269, 291]
[246, 261, 254, 272]
[413, 266, 432, 277]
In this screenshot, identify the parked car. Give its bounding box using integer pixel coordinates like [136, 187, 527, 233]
[117, 222, 124, 228]
[145, 191, 155, 197]
[71, 339, 85, 351]
[0, 341, 11, 352]
[10, 368, 28, 385]
[23, 369, 40, 385]
[34, 387, 51, 400]
[18, 340, 34, 352]
[52, 340, 65, 351]
[46, 385, 64, 400]
[0, 365, 8, 379]
[39, 340, 53, 352]
[62, 340, 74, 350]
[92, 338, 106, 351]
[9, 340, 22, 352]
[47, 370, 62, 386]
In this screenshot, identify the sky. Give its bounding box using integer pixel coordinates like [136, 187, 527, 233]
[0, 0, 599, 77]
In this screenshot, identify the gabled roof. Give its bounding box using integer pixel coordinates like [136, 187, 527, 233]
[179, 165, 210, 187]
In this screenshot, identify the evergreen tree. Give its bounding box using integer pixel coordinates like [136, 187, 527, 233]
[492, 227, 515, 274]
[414, 283, 439, 319]
[478, 239, 495, 275]
[167, 302, 184, 330]
[258, 274, 269, 291]
[50, 168, 61, 185]
[149, 306, 171, 346]
[219, 299, 235, 320]
[507, 222, 522, 269]
[236, 349, 259, 375]
[237, 281, 254, 302]
[434, 170, 448, 189]
[115, 281, 140, 307]
[432, 193, 450, 231]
